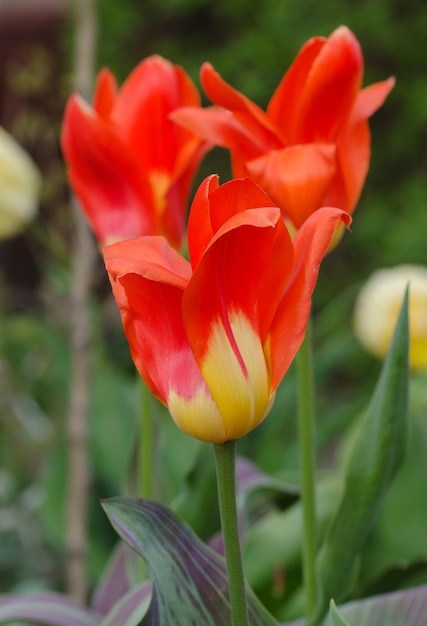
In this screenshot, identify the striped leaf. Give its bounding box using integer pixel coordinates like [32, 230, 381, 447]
[99, 583, 151, 626]
[102, 497, 280, 626]
[0, 592, 98, 626]
[324, 585, 427, 626]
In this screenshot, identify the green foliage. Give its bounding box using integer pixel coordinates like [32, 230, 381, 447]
[314, 292, 409, 622]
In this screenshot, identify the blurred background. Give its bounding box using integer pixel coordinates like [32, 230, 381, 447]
[0, 0, 426, 617]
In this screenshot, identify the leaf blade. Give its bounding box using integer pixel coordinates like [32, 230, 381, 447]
[102, 497, 280, 626]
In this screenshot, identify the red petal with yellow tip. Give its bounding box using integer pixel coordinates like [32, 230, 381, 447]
[183, 203, 290, 439]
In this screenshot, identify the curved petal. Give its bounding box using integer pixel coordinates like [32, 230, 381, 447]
[187, 174, 218, 268]
[171, 105, 268, 171]
[93, 68, 118, 118]
[350, 77, 395, 123]
[268, 207, 352, 389]
[290, 26, 363, 144]
[267, 35, 326, 142]
[103, 237, 193, 399]
[326, 117, 370, 214]
[246, 144, 337, 229]
[112, 56, 200, 172]
[183, 207, 285, 440]
[104, 236, 227, 443]
[188, 176, 278, 268]
[61, 96, 156, 244]
[201, 63, 282, 151]
[327, 77, 395, 214]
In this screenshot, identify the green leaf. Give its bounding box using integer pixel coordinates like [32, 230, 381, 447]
[357, 407, 427, 590]
[329, 600, 352, 626]
[102, 497, 280, 626]
[314, 290, 410, 622]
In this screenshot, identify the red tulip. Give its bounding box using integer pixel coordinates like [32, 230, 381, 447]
[61, 55, 209, 248]
[172, 26, 394, 231]
[104, 175, 350, 443]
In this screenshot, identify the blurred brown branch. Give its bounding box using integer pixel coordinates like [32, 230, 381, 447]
[66, 0, 97, 605]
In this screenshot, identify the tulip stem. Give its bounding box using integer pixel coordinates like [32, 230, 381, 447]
[297, 320, 318, 623]
[214, 440, 249, 626]
[139, 377, 154, 500]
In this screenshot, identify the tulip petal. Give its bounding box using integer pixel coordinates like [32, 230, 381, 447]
[171, 63, 283, 173]
[111, 56, 200, 171]
[107, 56, 208, 248]
[246, 144, 337, 229]
[351, 77, 396, 122]
[187, 174, 218, 268]
[184, 206, 288, 439]
[61, 97, 156, 244]
[104, 237, 191, 394]
[296, 26, 363, 143]
[171, 105, 268, 178]
[93, 68, 118, 118]
[267, 35, 326, 142]
[200, 63, 281, 150]
[104, 236, 228, 444]
[268, 207, 352, 389]
[269, 27, 363, 145]
[188, 176, 276, 268]
[327, 77, 396, 213]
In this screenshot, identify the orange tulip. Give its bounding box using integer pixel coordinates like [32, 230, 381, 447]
[104, 175, 350, 443]
[62, 55, 209, 248]
[172, 26, 394, 231]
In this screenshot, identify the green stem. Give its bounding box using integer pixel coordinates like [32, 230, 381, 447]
[139, 377, 154, 500]
[214, 440, 249, 626]
[297, 320, 318, 623]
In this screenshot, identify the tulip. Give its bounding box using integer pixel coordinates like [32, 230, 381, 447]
[172, 26, 394, 232]
[61, 55, 209, 248]
[104, 175, 350, 443]
[0, 126, 41, 240]
[354, 265, 427, 371]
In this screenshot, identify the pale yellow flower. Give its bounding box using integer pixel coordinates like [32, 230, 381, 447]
[0, 126, 41, 240]
[354, 265, 427, 370]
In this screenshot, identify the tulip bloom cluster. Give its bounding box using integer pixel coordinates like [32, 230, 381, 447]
[104, 176, 350, 443]
[173, 26, 394, 231]
[61, 26, 391, 443]
[62, 55, 208, 248]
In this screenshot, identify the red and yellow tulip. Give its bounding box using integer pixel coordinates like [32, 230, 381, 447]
[172, 26, 394, 231]
[104, 175, 350, 443]
[61, 55, 209, 248]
